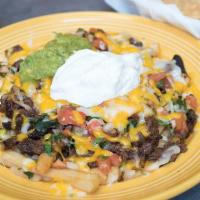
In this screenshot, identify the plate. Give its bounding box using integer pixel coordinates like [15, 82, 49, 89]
[0, 12, 200, 200]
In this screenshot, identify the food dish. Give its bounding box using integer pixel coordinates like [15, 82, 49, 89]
[0, 26, 198, 193]
[0, 12, 199, 200]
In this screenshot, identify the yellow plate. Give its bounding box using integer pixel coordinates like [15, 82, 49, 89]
[0, 12, 200, 200]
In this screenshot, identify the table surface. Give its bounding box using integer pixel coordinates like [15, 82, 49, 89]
[0, 0, 199, 199]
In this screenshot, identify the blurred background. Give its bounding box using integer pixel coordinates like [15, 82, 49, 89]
[0, 0, 113, 26]
[0, 0, 199, 199]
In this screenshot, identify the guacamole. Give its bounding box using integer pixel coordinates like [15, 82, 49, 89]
[19, 33, 91, 82]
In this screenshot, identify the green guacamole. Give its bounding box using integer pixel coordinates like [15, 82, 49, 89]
[19, 33, 91, 82]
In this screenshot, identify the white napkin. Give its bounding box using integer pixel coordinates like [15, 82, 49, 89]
[105, 0, 200, 39]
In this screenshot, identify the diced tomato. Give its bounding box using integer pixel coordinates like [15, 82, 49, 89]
[52, 159, 66, 169]
[148, 72, 166, 82]
[97, 154, 121, 175]
[62, 128, 71, 136]
[87, 119, 103, 133]
[185, 95, 198, 110]
[92, 38, 107, 51]
[97, 158, 112, 175]
[175, 113, 188, 133]
[109, 154, 122, 167]
[57, 106, 85, 126]
[163, 77, 171, 89]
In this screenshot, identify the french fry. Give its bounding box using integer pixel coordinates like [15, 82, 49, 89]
[52, 159, 66, 169]
[36, 153, 53, 175]
[0, 150, 25, 168]
[106, 167, 120, 184]
[46, 168, 100, 193]
[91, 168, 107, 185]
[0, 150, 101, 193]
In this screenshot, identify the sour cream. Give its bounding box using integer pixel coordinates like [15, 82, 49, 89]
[50, 49, 144, 107]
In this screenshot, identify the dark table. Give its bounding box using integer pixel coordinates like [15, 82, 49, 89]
[0, 0, 199, 199]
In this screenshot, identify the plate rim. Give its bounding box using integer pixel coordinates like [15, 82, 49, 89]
[0, 11, 199, 200]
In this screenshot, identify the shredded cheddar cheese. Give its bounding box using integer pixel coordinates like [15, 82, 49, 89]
[17, 133, 28, 142]
[1, 74, 14, 93]
[8, 50, 28, 65]
[129, 124, 149, 141]
[157, 112, 182, 120]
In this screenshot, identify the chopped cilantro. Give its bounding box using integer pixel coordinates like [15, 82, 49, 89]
[129, 119, 138, 128]
[157, 119, 172, 129]
[125, 118, 138, 133]
[173, 96, 187, 111]
[64, 137, 75, 148]
[52, 133, 62, 142]
[86, 116, 101, 121]
[93, 137, 104, 146]
[156, 80, 166, 94]
[36, 120, 57, 133]
[44, 142, 52, 155]
[30, 114, 57, 134]
[24, 171, 34, 179]
[93, 138, 109, 148]
[99, 140, 109, 148]
[156, 79, 164, 88]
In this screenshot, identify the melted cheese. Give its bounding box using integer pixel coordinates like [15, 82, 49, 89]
[50, 183, 86, 197]
[17, 133, 28, 142]
[71, 152, 107, 171]
[34, 92, 57, 113]
[72, 134, 114, 156]
[121, 161, 137, 170]
[129, 124, 149, 141]
[160, 90, 174, 105]
[91, 106, 104, 116]
[20, 77, 68, 113]
[13, 75, 21, 88]
[157, 112, 182, 120]
[8, 50, 28, 65]
[95, 32, 138, 54]
[89, 97, 139, 131]
[112, 111, 129, 130]
[21, 81, 37, 97]
[1, 74, 14, 93]
[72, 135, 92, 155]
[93, 130, 131, 147]
[72, 111, 85, 125]
[174, 82, 187, 92]
[144, 92, 160, 105]
[41, 78, 51, 94]
[127, 87, 143, 111]
[22, 158, 36, 171]
[103, 98, 138, 128]
[50, 183, 68, 196]
[143, 52, 154, 68]
[71, 133, 128, 169]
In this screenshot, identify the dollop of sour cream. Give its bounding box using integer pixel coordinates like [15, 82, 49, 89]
[50, 49, 144, 107]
